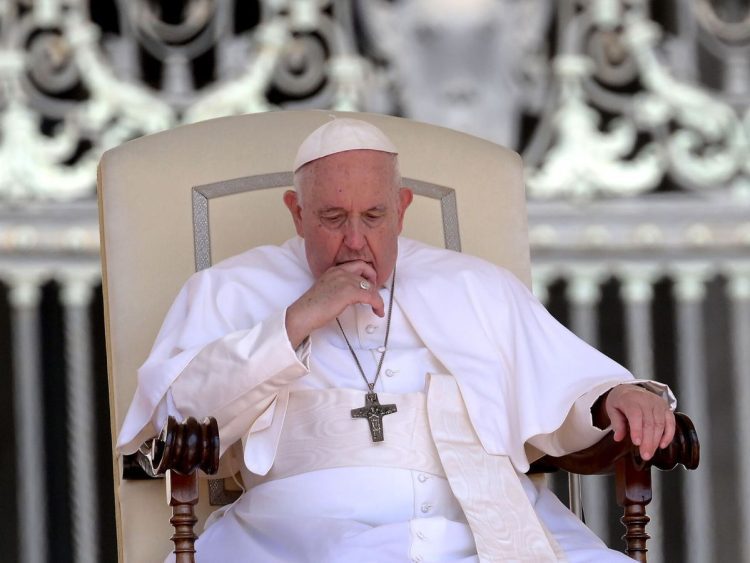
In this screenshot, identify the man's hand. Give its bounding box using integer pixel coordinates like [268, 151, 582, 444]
[285, 261, 385, 348]
[598, 384, 676, 461]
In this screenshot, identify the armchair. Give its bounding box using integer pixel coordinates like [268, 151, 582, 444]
[97, 110, 699, 562]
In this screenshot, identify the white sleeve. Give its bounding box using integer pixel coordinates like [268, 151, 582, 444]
[169, 308, 309, 455]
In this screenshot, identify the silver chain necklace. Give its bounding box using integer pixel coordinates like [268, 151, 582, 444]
[336, 268, 398, 442]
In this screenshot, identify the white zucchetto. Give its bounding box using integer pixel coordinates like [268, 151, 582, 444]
[293, 117, 398, 172]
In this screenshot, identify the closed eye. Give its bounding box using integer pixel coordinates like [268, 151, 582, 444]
[319, 212, 346, 227]
[364, 210, 386, 225]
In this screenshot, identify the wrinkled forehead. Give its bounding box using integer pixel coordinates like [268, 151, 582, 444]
[296, 149, 400, 200]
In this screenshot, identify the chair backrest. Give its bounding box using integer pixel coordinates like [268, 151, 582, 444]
[98, 110, 530, 562]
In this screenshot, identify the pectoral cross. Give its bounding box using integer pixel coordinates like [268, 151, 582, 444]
[351, 392, 397, 442]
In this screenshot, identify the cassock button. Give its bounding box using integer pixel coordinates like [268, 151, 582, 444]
[417, 473, 428, 483]
[365, 324, 377, 334]
[385, 369, 395, 377]
[420, 503, 432, 514]
[416, 531, 426, 540]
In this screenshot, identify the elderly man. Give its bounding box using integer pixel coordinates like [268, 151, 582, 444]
[118, 118, 675, 562]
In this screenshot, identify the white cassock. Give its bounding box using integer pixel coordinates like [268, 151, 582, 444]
[117, 237, 673, 562]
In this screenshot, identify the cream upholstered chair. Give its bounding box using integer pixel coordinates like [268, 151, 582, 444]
[98, 110, 697, 562]
[99, 110, 532, 562]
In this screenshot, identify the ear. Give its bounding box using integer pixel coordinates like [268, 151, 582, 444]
[396, 187, 413, 232]
[283, 190, 305, 237]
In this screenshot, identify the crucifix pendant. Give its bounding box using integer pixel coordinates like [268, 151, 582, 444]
[351, 392, 397, 442]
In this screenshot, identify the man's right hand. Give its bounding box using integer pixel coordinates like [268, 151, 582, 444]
[285, 261, 385, 348]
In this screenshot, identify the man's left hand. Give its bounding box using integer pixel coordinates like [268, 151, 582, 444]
[604, 384, 676, 461]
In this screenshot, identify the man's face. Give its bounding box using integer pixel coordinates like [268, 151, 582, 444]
[284, 149, 413, 286]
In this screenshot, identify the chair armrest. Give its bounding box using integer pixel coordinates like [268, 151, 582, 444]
[122, 417, 220, 563]
[139, 416, 220, 477]
[529, 411, 699, 475]
[528, 412, 699, 562]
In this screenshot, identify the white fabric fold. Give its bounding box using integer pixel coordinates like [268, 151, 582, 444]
[117, 244, 314, 454]
[393, 240, 646, 470]
[241, 390, 289, 475]
[427, 373, 565, 562]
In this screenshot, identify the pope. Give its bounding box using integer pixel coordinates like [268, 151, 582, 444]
[119, 117, 675, 562]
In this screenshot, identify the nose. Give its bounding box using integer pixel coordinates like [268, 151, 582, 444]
[343, 219, 366, 250]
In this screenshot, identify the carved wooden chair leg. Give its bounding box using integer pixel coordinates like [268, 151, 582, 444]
[168, 470, 200, 563]
[528, 412, 698, 560]
[615, 455, 652, 563]
[131, 416, 220, 563]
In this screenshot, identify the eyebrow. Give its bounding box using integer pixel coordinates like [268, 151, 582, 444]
[317, 207, 347, 215]
[317, 205, 387, 214]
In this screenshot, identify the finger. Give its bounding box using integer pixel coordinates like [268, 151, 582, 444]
[350, 276, 384, 316]
[659, 410, 676, 449]
[370, 293, 385, 317]
[346, 276, 385, 317]
[609, 409, 629, 442]
[639, 410, 660, 460]
[337, 260, 378, 284]
[625, 407, 643, 448]
[338, 264, 385, 316]
[651, 408, 666, 457]
[356, 277, 374, 292]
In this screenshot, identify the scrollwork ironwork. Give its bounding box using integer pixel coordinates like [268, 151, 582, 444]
[0, 0, 748, 203]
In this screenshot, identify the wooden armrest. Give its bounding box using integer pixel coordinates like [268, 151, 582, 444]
[530, 411, 699, 475]
[529, 412, 699, 562]
[141, 416, 220, 477]
[124, 416, 220, 563]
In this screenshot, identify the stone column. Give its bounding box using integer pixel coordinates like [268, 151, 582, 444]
[727, 265, 750, 563]
[531, 265, 555, 304]
[566, 267, 608, 541]
[673, 265, 713, 563]
[61, 269, 100, 563]
[621, 267, 664, 563]
[9, 272, 47, 563]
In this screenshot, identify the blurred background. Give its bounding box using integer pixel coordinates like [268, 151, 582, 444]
[0, 0, 747, 561]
